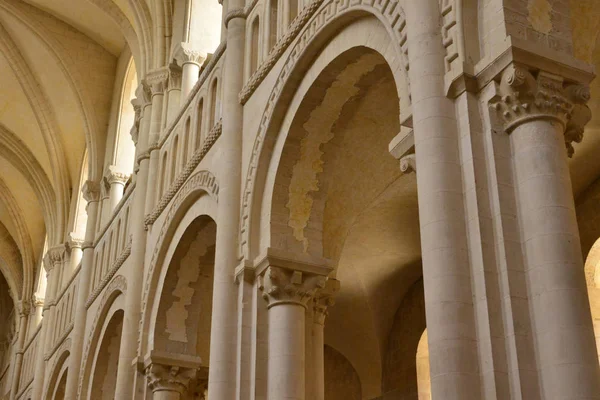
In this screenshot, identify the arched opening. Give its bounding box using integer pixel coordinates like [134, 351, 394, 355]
[250, 16, 260, 74]
[53, 368, 67, 400]
[89, 310, 124, 399]
[159, 151, 169, 199]
[584, 238, 600, 364]
[112, 57, 138, 177]
[0, 273, 15, 397]
[151, 215, 217, 395]
[261, 41, 419, 399]
[208, 79, 218, 131]
[196, 98, 205, 149]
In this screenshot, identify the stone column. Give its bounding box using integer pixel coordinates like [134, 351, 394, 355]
[113, 75, 158, 400]
[176, 43, 207, 103]
[206, 0, 245, 397]
[65, 234, 84, 282]
[9, 300, 30, 400]
[146, 364, 196, 400]
[258, 254, 331, 400]
[63, 180, 100, 400]
[404, 0, 479, 397]
[145, 74, 167, 214]
[312, 279, 339, 400]
[489, 65, 600, 398]
[107, 168, 130, 213]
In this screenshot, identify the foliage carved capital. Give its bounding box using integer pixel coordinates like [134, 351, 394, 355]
[258, 266, 327, 308]
[489, 64, 592, 157]
[145, 363, 196, 394]
[313, 278, 340, 325]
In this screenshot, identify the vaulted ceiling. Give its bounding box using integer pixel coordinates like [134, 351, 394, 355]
[0, 0, 144, 303]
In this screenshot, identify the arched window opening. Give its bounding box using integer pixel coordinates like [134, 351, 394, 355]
[209, 78, 218, 131]
[584, 238, 600, 365]
[183, 117, 191, 168]
[268, 0, 278, 49]
[159, 152, 169, 199]
[196, 98, 204, 149]
[170, 136, 180, 184]
[416, 330, 431, 400]
[112, 57, 138, 177]
[251, 16, 260, 74]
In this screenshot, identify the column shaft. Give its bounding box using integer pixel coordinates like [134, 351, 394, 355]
[64, 197, 99, 400]
[181, 62, 200, 102]
[9, 311, 28, 400]
[268, 304, 306, 400]
[207, 5, 245, 399]
[404, 0, 479, 397]
[511, 119, 600, 398]
[114, 99, 154, 400]
[312, 319, 324, 400]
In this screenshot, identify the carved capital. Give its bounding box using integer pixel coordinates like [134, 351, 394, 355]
[313, 278, 340, 325]
[17, 299, 31, 317]
[259, 266, 327, 308]
[43, 244, 66, 273]
[107, 168, 130, 186]
[489, 64, 592, 157]
[145, 68, 170, 96]
[32, 295, 44, 308]
[67, 233, 85, 250]
[145, 363, 196, 394]
[81, 180, 100, 203]
[168, 62, 182, 91]
[175, 42, 207, 66]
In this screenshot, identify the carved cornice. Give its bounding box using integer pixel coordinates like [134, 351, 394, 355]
[81, 180, 100, 203]
[145, 363, 197, 394]
[313, 278, 340, 325]
[489, 64, 592, 157]
[259, 266, 326, 308]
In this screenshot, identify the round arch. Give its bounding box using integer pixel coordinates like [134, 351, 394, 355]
[139, 170, 219, 356]
[78, 276, 126, 399]
[44, 346, 70, 400]
[241, 14, 409, 261]
[243, 15, 418, 399]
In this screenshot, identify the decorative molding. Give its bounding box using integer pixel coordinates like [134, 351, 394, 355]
[168, 62, 183, 91]
[42, 338, 71, 399]
[86, 238, 132, 309]
[239, 0, 410, 258]
[489, 64, 592, 157]
[78, 274, 127, 397]
[145, 67, 170, 95]
[399, 154, 416, 174]
[144, 124, 221, 229]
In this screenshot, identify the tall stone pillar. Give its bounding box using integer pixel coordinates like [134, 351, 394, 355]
[176, 43, 207, 103]
[257, 255, 330, 400]
[404, 0, 479, 397]
[113, 79, 154, 400]
[167, 63, 182, 124]
[9, 300, 30, 400]
[489, 65, 600, 399]
[145, 364, 196, 400]
[312, 279, 339, 400]
[63, 180, 100, 400]
[65, 234, 84, 283]
[206, 0, 245, 398]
